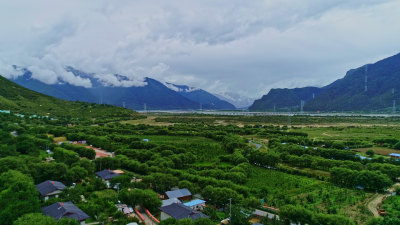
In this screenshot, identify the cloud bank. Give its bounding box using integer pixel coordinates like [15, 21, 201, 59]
[1, 0, 400, 98]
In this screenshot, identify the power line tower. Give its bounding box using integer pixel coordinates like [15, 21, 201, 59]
[300, 100, 305, 113]
[393, 88, 396, 114]
[144, 103, 147, 112]
[393, 100, 396, 114]
[364, 65, 368, 92]
[122, 102, 126, 108]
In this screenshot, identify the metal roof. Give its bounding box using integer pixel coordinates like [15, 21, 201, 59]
[95, 169, 120, 180]
[183, 199, 206, 207]
[390, 153, 400, 157]
[42, 202, 89, 221]
[165, 188, 191, 199]
[36, 180, 66, 196]
[162, 198, 182, 207]
[159, 203, 208, 220]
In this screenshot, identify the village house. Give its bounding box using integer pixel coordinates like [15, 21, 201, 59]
[159, 203, 208, 221]
[390, 153, 400, 159]
[165, 188, 192, 201]
[42, 202, 89, 225]
[183, 199, 206, 210]
[95, 169, 122, 187]
[162, 197, 182, 207]
[36, 180, 66, 201]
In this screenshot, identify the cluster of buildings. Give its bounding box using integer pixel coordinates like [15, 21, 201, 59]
[33, 153, 211, 225]
[36, 180, 88, 225]
[0, 109, 56, 120]
[159, 188, 208, 222]
[34, 169, 125, 224]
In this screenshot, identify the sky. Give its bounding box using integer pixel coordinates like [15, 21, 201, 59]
[1, 0, 400, 101]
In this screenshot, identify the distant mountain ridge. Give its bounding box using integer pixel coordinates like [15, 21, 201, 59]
[10, 68, 235, 110]
[249, 87, 323, 111]
[165, 83, 235, 110]
[250, 52, 400, 112]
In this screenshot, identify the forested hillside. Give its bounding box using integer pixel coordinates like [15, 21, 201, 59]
[0, 75, 135, 119]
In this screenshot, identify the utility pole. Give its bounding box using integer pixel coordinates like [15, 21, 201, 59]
[229, 198, 232, 223]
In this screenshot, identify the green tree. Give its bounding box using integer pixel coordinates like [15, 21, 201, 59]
[178, 218, 194, 225]
[366, 150, 375, 157]
[0, 170, 41, 225]
[56, 218, 80, 225]
[13, 213, 56, 225]
[193, 218, 214, 225]
[65, 166, 88, 185]
[229, 205, 250, 225]
[203, 207, 219, 221]
[159, 218, 179, 225]
[109, 175, 131, 189]
[53, 147, 79, 165]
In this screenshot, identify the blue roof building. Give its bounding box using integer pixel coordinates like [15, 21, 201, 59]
[390, 153, 400, 158]
[184, 199, 206, 207]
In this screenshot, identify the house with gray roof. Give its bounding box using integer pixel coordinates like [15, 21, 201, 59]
[95, 169, 120, 180]
[159, 203, 208, 221]
[162, 197, 182, 207]
[95, 169, 121, 188]
[36, 180, 67, 201]
[165, 188, 192, 201]
[42, 202, 89, 225]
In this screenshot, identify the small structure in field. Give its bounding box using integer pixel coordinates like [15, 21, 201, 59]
[115, 204, 131, 215]
[36, 180, 66, 201]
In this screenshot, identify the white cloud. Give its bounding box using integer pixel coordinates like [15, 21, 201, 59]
[0, 0, 399, 98]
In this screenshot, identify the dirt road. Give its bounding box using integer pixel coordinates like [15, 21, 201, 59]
[367, 183, 400, 217]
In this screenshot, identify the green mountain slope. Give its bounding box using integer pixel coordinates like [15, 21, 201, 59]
[249, 87, 322, 111]
[0, 75, 135, 118]
[305, 53, 400, 112]
[250, 52, 400, 112]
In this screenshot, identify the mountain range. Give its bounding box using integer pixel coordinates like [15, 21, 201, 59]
[250, 52, 400, 112]
[10, 68, 235, 110]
